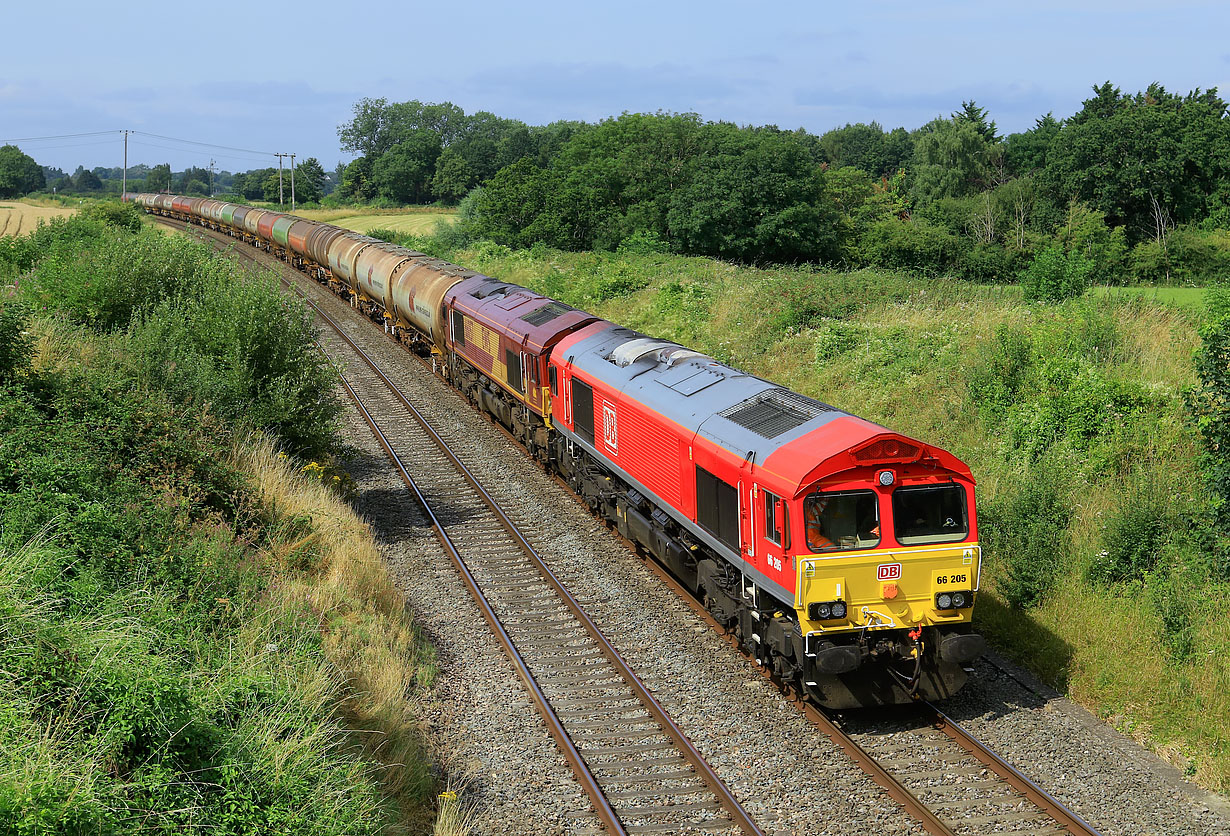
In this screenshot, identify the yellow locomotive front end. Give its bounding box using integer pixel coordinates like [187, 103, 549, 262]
[789, 471, 987, 707]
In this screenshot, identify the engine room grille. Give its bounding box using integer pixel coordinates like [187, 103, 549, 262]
[718, 389, 835, 439]
[522, 301, 575, 326]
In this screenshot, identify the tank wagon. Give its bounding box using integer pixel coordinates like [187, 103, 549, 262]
[129, 193, 987, 708]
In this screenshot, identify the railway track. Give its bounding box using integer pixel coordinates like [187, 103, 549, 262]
[156, 216, 762, 836]
[155, 214, 1103, 836]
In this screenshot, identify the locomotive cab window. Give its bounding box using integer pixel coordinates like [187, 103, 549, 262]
[892, 484, 968, 545]
[548, 365, 558, 396]
[451, 309, 465, 346]
[804, 490, 879, 552]
[763, 490, 784, 546]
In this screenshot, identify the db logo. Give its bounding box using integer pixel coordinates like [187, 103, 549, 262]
[602, 401, 618, 453]
[877, 563, 902, 581]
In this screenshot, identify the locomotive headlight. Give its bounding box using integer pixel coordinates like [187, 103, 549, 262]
[936, 592, 953, 610]
[878, 469, 895, 487]
[951, 591, 968, 608]
[808, 600, 846, 621]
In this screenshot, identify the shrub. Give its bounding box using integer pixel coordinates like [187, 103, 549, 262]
[958, 242, 1014, 282]
[20, 228, 231, 330]
[128, 269, 341, 457]
[1087, 475, 1173, 585]
[981, 464, 1072, 608]
[0, 298, 29, 382]
[618, 229, 669, 255]
[1020, 244, 1094, 302]
[1150, 570, 1197, 663]
[1131, 226, 1230, 285]
[861, 217, 966, 275]
[78, 199, 143, 233]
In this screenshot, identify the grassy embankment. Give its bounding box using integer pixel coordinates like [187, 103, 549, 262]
[369, 229, 1226, 792]
[0, 204, 448, 833]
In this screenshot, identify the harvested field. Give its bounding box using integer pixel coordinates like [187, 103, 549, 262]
[293, 207, 456, 235]
[0, 201, 76, 236]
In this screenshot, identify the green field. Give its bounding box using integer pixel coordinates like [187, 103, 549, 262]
[292, 207, 457, 235]
[1093, 284, 1208, 311]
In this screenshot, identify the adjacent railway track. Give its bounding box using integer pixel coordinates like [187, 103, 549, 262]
[156, 214, 1104, 836]
[156, 216, 762, 836]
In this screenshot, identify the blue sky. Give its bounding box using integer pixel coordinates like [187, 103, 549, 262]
[4, 0, 1228, 173]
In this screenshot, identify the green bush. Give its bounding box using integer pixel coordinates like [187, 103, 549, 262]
[1020, 244, 1094, 301]
[128, 269, 341, 457]
[0, 298, 29, 382]
[78, 199, 143, 233]
[1150, 569, 1198, 663]
[1131, 226, 1230, 285]
[981, 464, 1072, 608]
[0, 337, 391, 835]
[1087, 475, 1174, 585]
[861, 217, 965, 275]
[21, 227, 232, 330]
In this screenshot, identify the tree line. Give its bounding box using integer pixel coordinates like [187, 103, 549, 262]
[0, 148, 333, 205]
[334, 84, 1230, 289]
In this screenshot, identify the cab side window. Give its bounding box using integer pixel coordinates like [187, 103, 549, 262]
[763, 490, 783, 546]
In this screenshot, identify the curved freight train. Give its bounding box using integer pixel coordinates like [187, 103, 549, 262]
[128, 192, 987, 708]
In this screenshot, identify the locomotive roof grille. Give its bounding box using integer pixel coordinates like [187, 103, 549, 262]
[522, 301, 575, 326]
[719, 389, 835, 438]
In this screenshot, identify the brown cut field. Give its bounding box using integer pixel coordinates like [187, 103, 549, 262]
[0, 201, 76, 236]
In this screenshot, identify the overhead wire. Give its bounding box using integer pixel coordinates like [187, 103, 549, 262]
[130, 131, 277, 158]
[0, 130, 122, 143]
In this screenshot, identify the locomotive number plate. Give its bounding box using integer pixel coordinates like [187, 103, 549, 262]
[876, 563, 902, 581]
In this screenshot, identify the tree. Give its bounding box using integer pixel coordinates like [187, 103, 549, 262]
[818, 122, 913, 179]
[1003, 114, 1060, 177]
[910, 117, 995, 206]
[372, 131, 442, 204]
[0, 145, 45, 197]
[1041, 83, 1230, 242]
[339, 157, 377, 202]
[294, 157, 326, 204]
[262, 172, 286, 204]
[234, 167, 274, 200]
[431, 148, 474, 204]
[177, 166, 212, 195]
[73, 166, 103, 192]
[146, 163, 172, 193]
[954, 100, 998, 142]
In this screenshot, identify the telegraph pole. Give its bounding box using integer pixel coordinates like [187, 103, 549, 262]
[121, 130, 128, 196]
[208, 159, 216, 197]
[290, 153, 296, 211]
[274, 152, 288, 207]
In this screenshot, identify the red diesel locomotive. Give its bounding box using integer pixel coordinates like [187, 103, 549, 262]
[131, 193, 986, 708]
